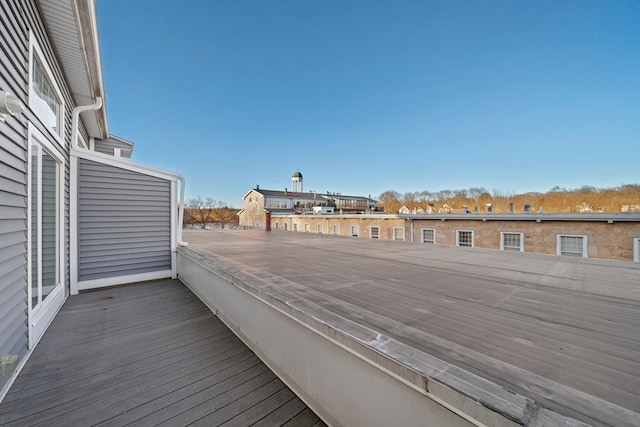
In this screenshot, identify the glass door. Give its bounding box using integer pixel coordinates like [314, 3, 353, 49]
[29, 131, 65, 347]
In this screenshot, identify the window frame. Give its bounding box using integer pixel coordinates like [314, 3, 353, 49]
[456, 230, 474, 247]
[557, 234, 588, 258]
[500, 232, 524, 252]
[29, 32, 65, 144]
[370, 226, 380, 239]
[420, 228, 436, 244]
[332, 224, 340, 235]
[393, 227, 405, 241]
[350, 225, 359, 237]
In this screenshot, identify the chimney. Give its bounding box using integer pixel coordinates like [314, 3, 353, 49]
[256, 184, 260, 190]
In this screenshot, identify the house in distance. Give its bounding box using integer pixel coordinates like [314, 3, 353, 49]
[238, 171, 378, 229]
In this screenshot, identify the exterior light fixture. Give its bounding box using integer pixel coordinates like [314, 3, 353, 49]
[0, 91, 25, 122]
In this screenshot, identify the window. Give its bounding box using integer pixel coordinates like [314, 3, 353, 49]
[370, 226, 380, 239]
[501, 232, 524, 252]
[393, 227, 405, 241]
[350, 225, 359, 237]
[274, 222, 279, 230]
[283, 223, 288, 231]
[557, 235, 587, 257]
[29, 33, 64, 142]
[28, 125, 65, 315]
[304, 223, 310, 232]
[421, 228, 435, 244]
[293, 223, 298, 231]
[634, 238, 640, 263]
[317, 224, 323, 234]
[456, 230, 474, 247]
[332, 224, 340, 235]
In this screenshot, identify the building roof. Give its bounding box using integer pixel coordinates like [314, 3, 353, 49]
[246, 188, 374, 202]
[183, 230, 640, 427]
[292, 170, 303, 178]
[400, 212, 640, 222]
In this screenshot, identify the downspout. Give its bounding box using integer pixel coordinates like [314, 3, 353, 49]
[71, 97, 102, 149]
[176, 174, 187, 246]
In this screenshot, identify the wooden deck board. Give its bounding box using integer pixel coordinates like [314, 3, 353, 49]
[0, 279, 326, 427]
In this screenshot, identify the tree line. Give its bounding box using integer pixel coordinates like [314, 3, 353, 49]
[377, 184, 640, 214]
[184, 197, 239, 228]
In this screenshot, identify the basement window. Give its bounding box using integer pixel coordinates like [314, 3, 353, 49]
[557, 235, 587, 257]
[421, 228, 435, 244]
[370, 226, 380, 239]
[350, 225, 359, 237]
[332, 224, 340, 235]
[501, 232, 524, 252]
[393, 227, 405, 241]
[456, 230, 474, 247]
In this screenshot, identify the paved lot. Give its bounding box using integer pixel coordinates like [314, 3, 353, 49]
[183, 229, 640, 427]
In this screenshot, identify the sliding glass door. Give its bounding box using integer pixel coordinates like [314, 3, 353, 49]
[29, 126, 65, 347]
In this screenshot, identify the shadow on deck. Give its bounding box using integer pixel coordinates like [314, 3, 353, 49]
[0, 279, 325, 427]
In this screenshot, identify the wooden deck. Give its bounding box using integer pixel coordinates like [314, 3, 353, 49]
[0, 279, 325, 427]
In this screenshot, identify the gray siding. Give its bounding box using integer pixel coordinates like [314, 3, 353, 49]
[94, 138, 131, 156]
[0, 0, 30, 394]
[1, 0, 74, 394]
[77, 159, 172, 281]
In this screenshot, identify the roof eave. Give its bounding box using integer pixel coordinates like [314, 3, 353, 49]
[38, 0, 108, 139]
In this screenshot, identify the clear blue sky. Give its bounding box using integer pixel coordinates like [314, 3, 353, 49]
[96, 0, 639, 208]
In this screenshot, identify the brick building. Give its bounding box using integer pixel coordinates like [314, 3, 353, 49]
[268, 212, 640, 262]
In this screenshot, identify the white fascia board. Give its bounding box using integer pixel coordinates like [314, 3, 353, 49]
[72, 147, 180, 182]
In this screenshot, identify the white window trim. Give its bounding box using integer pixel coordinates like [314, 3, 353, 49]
[456, 230, 474, 247]
[500, 232, 524, 252]
[29, 32, 65, 145]
[317, 224, 323, 234]
[393, 227, 405, 241]
[370, 226, 380, 239]
[350, 225, 359, 237]
[556, 234, 588, 258]
[634, 238, 640, 263]
[27, 122, 66, 347]
[332, 224, 340, 235]
[420, 228, 436, 244]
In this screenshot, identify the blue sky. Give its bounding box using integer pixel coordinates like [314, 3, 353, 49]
[96, 0, 639, 208]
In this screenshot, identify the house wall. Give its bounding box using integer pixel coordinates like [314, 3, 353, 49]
[239, 190, 267, 229]
[77, 158, 172, 282]
[0, 0, 77, 394]
[94, 138, 130, 156]
[409, 218, 640, 261]
[270, 215, 640, 261]
[272, 215, 406, 238]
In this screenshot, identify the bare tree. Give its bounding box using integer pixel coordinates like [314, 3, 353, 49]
[185, 197, 219, 228]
